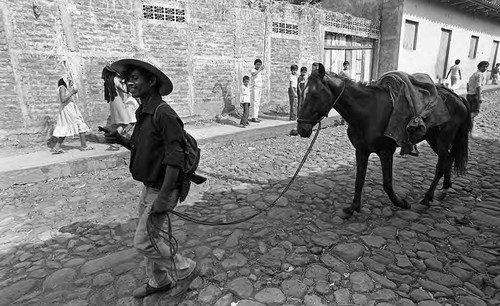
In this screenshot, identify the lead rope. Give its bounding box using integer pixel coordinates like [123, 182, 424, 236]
[146, 121, 323, 280]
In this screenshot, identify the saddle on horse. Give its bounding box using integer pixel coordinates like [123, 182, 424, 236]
[376, 71, 451, 156]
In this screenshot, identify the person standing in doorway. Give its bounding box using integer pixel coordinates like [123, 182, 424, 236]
[250, 59, 264, 122]
[445, 59, 462, 88]
[240, 75, 251, 127]
[288, 64, 298, 121]
[467, 60, 489, 138]
[105, 59, 200, 299]
[338, 61, 351, 79]
[51, 75, 93, 153]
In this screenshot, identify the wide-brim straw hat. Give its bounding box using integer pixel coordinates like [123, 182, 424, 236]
[110, 58, 173, 96]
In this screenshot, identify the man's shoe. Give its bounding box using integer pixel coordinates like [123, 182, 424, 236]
[250, 118, 261, 123]
[133, 282, 174, 298]
[170, 267, 200, 297]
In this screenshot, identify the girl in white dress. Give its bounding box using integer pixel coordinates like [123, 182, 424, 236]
[52, 75, 93, 153]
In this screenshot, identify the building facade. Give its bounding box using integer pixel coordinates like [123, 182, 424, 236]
[379, 0, 500, 89]
[0, 0, 379, 136]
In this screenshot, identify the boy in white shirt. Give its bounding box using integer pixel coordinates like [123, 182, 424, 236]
[250, 59, 264, 122]
[240, 76, 251, 127]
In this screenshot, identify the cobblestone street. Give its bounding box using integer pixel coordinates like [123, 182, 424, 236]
[0, 93, 499, 306]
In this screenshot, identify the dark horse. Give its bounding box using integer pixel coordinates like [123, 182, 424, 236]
[297, 63, 472, 217]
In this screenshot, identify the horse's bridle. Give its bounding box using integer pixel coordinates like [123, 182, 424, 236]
[297, 78, 345, 125]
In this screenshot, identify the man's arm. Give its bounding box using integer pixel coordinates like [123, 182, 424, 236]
[445, 68, 451, 79]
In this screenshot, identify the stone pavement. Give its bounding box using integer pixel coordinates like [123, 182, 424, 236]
[0, 89, 500, 306]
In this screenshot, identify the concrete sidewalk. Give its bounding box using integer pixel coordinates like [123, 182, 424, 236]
[0, 111, 343, 190]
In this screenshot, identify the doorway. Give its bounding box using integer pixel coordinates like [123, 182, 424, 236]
[323, 32, 374, 82]
[436, 29, 452, 80]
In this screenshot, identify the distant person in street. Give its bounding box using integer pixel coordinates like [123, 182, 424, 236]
[239, 75, 250, 127]
[51, 75, 93, 154]
[489, 62, 499, 85]
[445, 59, 462, 88]
[250, 58, 264, 123]
[297, 66, 308, 114]
[467, 60, 489, 137]
[338, 61, 351, 79]
[104, 59, 200, 299]
[289, 64, 298, 121]
[102, 65, 134, 150]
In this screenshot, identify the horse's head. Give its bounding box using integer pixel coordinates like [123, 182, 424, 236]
[297, 63, 341, 137]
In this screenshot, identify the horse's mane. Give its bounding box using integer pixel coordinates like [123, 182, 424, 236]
[319, 71, 386, 92]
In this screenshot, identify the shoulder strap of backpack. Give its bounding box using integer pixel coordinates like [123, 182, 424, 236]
[153, 102, 188, 147]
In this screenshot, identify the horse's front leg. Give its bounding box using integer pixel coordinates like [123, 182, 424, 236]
[377, 149, 410, 209]
[343, 149, 369, 217]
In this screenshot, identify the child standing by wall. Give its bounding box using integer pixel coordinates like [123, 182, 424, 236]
[52, 75, 93, 153]
[297, 66, 308, 115]
[288, 64, 298, 121]
[250, 59, 264, 123]
[445, 59, 462, 88]
[240, 75, 251, 127]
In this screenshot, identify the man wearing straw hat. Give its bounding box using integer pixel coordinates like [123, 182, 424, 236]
[105, 58, 200, 298]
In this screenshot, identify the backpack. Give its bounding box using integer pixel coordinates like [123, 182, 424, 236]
[153, 103, 205, 183]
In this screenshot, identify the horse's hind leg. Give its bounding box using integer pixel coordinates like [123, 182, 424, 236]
[377, 148, 409, 209]
[435, 154, 453, 201]
[343, 149, 369, 217]
[421, 145, 449, 206]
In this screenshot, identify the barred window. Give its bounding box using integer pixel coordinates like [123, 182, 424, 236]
[143, 5, 185, 22]
[324, 13, 379, 35]
[272, 22, 298, 35]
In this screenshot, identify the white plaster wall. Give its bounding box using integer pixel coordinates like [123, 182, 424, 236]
[397, 0, 500, 89]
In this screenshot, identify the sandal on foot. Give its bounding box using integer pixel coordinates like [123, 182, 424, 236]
[132, 282, 174, 299]
[80, 146, 95, 151]
[51, 148, 66, 154]
[170, 266, 200, 297]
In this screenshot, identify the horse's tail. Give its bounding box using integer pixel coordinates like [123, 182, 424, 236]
[451, 96, 472, 176]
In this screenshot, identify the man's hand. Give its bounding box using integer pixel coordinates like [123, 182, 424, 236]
[151, 198, 170, 214]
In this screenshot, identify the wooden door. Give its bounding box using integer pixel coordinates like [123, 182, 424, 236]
[436, 29, 452, 79]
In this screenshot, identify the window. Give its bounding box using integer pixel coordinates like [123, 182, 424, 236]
[403, 20, 418, 50]
[142, 5, 186, 22]
[272, 22, 298, 35]
[469, 36, 479, 58]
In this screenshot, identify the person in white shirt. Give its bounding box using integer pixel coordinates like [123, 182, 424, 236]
[445, 59, 462, 88]
[239, 76, 251, 127]
[289, 64, 298, 121]
[467, 60, 489, 138]
[250, 59, 264, 122]
[338, 61, 352, 79]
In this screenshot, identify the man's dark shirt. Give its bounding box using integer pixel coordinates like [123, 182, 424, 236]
[129, 94, 185, 189]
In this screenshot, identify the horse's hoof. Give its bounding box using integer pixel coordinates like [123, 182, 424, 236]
[395, 199, 410, 209]
[435, 191, 448, 201]
[419, 198, 431, 207]
[341, 207, 355, 219]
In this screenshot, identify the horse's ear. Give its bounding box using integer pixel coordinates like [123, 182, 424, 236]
[318, 63, 326, 78]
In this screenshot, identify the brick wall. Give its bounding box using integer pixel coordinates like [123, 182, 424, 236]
[0, 0, 376, 136]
